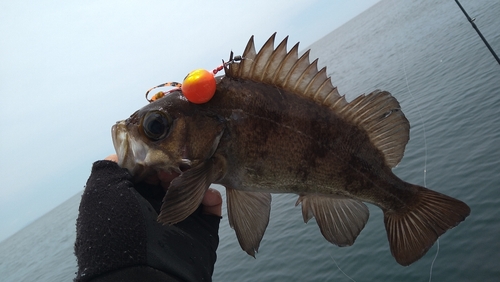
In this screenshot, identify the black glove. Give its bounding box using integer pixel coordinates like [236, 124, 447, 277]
[74, 160, 220, 281]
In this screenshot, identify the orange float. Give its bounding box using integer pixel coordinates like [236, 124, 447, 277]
[181, 69, 216, 104]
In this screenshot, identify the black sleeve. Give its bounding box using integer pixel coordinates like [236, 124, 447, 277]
[74, 160, 220, 282]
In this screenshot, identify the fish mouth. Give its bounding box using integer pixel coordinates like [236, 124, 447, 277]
[112, 121, 141, 168]
[111, 121, 192, 182]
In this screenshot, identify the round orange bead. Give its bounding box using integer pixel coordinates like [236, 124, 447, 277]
[181, 69, 216, 104]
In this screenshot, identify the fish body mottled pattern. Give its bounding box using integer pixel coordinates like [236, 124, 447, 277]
[112, 34, 470, 266]
[199, 78, 409, 210]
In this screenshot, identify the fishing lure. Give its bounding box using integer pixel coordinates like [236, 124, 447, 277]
[145, 56, 243, 103]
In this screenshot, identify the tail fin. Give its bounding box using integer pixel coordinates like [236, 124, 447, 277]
[383, 185, 470, 266]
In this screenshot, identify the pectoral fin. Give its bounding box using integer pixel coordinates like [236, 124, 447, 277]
[158, 157, 225, 225]
[226, 188, 272, 257]
[296, 194, 369, 246]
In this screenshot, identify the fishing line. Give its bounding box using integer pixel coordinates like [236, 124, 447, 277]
[428, 239, 440, 282]
[401, 53, 437, 281]
[330, 255, 356, 282]
[402, 63, 428, 188]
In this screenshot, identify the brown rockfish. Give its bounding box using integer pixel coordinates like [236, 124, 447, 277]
[111, 34, 470, 266]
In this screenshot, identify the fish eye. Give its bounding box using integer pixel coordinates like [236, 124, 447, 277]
[141, 111, 171, 141]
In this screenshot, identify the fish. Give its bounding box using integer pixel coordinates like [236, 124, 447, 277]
[111, 33, 470, 266]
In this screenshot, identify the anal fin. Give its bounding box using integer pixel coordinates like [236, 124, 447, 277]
[226, 188, 272, 257]
[296, 194, 369, 247]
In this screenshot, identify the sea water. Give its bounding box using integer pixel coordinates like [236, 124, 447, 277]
[1, 0, 499, 281]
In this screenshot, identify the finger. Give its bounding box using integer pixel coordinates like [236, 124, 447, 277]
[201, 188, 222, 217]
[105, 154, 118, 162]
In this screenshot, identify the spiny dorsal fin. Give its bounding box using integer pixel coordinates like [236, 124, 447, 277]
[225, 34, 409, 167]
[225, 33, 346, 108]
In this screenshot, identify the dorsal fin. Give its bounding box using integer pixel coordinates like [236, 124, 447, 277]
[338, 90, 410, 167]
[225, 34, 410, 167]
[225, 33, 346, 108]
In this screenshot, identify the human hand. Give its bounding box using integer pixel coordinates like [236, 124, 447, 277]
[75, 156, 222, 281]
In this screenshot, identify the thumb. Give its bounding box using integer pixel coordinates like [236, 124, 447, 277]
[201, 188, 222, 217]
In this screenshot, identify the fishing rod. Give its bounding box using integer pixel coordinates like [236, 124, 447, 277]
[455, 0, 500, 65]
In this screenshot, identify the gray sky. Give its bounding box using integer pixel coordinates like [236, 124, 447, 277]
[0, 0, 379, 242]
